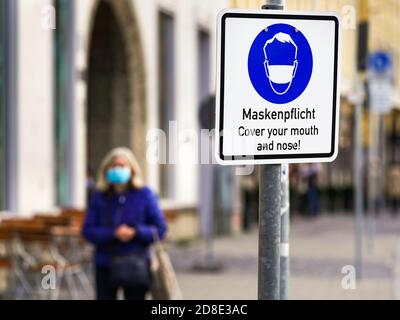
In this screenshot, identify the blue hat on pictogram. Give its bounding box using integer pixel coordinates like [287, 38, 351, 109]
[263, 32, 299, 95]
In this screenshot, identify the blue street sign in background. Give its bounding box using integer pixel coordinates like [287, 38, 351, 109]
[369, 51, 392, 74]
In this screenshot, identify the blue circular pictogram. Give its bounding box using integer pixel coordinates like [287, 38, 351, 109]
[248, 23, 313, 104]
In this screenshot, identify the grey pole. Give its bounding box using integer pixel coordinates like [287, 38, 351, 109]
[354, 76, 365, 279]
[380, 114, 386, 212]
[280, 164, 290, 299]
[367, 108, 377, 252]
[354, 0, 369, 280]
[258, 1, 284, 301]
[258, 165, 281, 300]
[200, 136, 215, 263]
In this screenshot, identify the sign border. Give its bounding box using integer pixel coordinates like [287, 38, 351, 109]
[216, 9, 340, 165]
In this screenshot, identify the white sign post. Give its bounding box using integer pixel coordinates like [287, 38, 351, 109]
[215, 9, 341, 165]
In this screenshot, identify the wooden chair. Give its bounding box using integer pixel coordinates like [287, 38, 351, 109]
[0, 219, 44, 299]
[34, 213, 93, 299]
[0, 216, 93, 300]
[60, 208, 86, 228]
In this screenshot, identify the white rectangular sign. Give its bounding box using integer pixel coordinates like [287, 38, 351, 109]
[369, 75, 393, 114]
[215, 9, 341, 165]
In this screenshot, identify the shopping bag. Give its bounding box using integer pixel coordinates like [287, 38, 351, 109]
[149, 229, 182, 300]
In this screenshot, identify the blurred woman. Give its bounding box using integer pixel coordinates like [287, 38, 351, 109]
[82, 147, 167, 300]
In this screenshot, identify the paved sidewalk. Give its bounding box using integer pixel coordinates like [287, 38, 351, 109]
[169, 214, 400, 300]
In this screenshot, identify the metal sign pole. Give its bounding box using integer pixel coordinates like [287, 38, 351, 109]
[258, 0, 284, 301]
[367, 108, 377, 251]
[280, 163, 290, 300]
[258, 165, 281, 300]
[380, 114, 386, 212]
[354, 76, 365, 279]
[194, 96, 222, 272]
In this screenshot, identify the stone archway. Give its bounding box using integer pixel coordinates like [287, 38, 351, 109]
[87, 0, 147, 179]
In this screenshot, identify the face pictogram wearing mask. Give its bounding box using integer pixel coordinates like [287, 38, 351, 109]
[263, 32, 298, 95]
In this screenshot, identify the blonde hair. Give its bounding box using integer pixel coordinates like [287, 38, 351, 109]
[96, 147, 144, 191]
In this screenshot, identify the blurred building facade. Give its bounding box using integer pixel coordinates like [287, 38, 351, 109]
[234, 0, 400, 214]
[0, 0, 235, 238]
[1, 0, 400, 238]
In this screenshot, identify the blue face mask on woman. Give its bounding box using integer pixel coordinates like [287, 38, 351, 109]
[106, 167, 132, 185]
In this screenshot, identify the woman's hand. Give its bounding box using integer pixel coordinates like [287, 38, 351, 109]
[114, 224, 136, 242]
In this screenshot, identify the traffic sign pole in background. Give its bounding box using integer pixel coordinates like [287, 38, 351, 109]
[353, 75, 365, 279]
[258, 0, 284, 301]
[353, 0, 368, 279]
[366, 51, 393, 253]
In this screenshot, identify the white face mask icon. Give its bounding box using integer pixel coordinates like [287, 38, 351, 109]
[263, 32, 298, 95]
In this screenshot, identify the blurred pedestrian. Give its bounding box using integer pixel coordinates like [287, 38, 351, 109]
[240, 170, 258, 231]
[82, 147, 167, 300]
[306, 163, 321, 217]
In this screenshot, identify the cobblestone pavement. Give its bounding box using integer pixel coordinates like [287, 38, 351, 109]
[168, 213, 400, 300]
